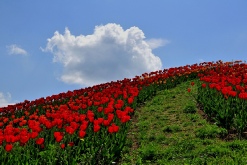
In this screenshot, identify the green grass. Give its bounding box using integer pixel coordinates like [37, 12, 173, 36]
[118, 80, 247, 165]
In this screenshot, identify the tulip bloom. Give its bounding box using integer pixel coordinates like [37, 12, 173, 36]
[60, 143, 65, 149]
[5, 144, 13, 152]
[93, 124, 100, 133]
[36, 138, 44, 145]
[187, 88, 191, 93]
[54, 132, 64, 143]
[108, 123, 119, 134]
[78, 131, 86, 139]
[68, 142, 74, 147]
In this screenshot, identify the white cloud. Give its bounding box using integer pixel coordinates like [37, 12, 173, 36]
[145, 38, 170, 49]
[7, 44, 28, 55]
[0, 92, 15, 108]
[42, 23, 165, 86]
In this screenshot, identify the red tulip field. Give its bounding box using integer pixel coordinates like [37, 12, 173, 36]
[1, 60, 247, 164]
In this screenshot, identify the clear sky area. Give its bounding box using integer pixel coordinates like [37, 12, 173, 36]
[1, 0, 247, 107]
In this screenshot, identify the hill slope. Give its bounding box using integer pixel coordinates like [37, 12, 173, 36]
[119, 80, 247, 165]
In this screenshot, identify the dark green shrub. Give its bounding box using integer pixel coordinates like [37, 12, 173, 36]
[183, 104, 197, 114]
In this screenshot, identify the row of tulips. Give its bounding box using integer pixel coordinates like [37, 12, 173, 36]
[1, 82, 139, 164]
[0, 60, 232, 164]
[196, 60, 247, 136]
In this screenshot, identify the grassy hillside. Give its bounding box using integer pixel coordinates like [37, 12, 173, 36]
[119, 80, 247, 165]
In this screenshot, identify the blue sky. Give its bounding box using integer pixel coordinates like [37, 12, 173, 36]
[1, 0, 247, 107]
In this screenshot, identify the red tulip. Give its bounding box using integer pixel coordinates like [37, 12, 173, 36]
[5, 144, 13, 152]
[127, 97, 134, 104]
[30, 132, 39, 139]
[36, 138, 44, 145]
[202, 83, 207, 88]
[54, 132, 64, 142]
[120, 115, 131, 123]
[65, 126, 75, 135]
[68, 142, 74, 147]
[78, 131, 86, 138]
[103, 120, 111, 126]
[108, 123, 119, 134]
[93, 124, 100, 133]
[20, 135, 29, 144]
[187, 88, 191, 93]
[60, 143, 65, 149]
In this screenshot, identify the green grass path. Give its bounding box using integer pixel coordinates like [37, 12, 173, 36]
[119, 80, 247, 165]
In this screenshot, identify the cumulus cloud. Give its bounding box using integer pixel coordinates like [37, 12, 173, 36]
[0, 92, 15, 108]
[42, 23, 166, 86]
[145, 38, 170, 49]
[7, 44, 28, 55]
